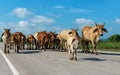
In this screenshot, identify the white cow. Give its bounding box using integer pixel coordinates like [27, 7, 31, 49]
[58, 29, 80, 51]
[67, 37, 79, 61]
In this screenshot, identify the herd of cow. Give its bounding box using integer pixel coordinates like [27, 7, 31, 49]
[1, 23, 108, 61]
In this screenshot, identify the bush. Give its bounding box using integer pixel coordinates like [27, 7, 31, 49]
[108, 34, 120, 42]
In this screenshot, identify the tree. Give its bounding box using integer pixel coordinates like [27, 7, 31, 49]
[108, 34, 120, 42]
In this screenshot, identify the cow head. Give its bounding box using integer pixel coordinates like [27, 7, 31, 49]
[93, 23, 108, 36]
[48, 31, 55, 42]
[3, 29, 11, 39]
[69, 29, 81, 41]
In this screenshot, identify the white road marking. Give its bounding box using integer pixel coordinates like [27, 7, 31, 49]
[0, 50, 20, 75]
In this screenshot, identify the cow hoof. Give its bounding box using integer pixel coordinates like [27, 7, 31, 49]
[95, 53, 98, 55]
[4, 51, 7, 54]
[91, 51, 94, 54]
[8, 51, 10, 54]
[17, 51, 19, 53]
[75, 57, 77, 61]
[69, 57, 73, 60]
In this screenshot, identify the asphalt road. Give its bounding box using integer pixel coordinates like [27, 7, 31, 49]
[0, 43, 120, 75]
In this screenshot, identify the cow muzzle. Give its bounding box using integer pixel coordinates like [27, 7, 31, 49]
[100, 34, 103, 36]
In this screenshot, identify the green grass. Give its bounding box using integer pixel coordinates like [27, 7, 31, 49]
[78, 41, 120, 52]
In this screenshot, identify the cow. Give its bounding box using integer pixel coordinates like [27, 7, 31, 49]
[27, 34, 36, 50]
[1, 29, 11, 54]
[34, 31, 49, 51]
[82, 23, 108, 55]
[58, 29, 81, 51]
[20, 33, 26, 49]
[47, 31, 55, 49]
[53, 34, 60, 49]
[11, 32, 23, 53]
[67, 36, 79, 61]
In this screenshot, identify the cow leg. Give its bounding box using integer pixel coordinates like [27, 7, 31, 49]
[27, 43, 28, 49]
[30, 43, 32, 50]
[64, 42, 68, 52]
[7, 44, 10, 54]
[69, 51, 73, 60]
[4, 43, 7, 54]
[35, 43, 38, 49]
[59, 40, 63, 51]
[43, 42, 46, 51]
[15, 44, 17, 52]
[91, 42, 97, 55]
[32, 43, 34, 49]
[68, 46, 72, 60]
[17, 44, 20, 53]
[69, 46, 74, 60]
[94, 45, 97, 55]
[74, 49, 77, 61]
[23, 44, 25, 49]
[39, 43, 41, 51]
[70, 52, 74, 60]
[85, 42, 90, 53]
[81, 40, 85, 53]
[10, 43, 13, 49]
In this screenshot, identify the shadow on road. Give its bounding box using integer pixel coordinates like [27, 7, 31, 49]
[82, 58, 106, 61]
[18, 50, 40, 54]
[99, 52, 120, 56]
[78, 51, 120, 56]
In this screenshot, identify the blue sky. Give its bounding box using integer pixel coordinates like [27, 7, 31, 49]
[0, 0, 120, 39]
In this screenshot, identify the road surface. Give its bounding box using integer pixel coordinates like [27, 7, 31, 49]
[0, 43, 120, 75]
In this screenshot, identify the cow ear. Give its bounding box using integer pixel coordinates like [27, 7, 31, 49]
[103, 28, 108, 33]
[103, 22, 105, 26]
[93, 28, 98, 33]
[68, 31, 72, 34]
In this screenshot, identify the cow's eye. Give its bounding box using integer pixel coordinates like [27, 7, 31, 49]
[68, 32, 72, 34]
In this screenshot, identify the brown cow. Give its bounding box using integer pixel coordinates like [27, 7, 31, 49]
[27, 34, 36, 49]
[82, 23, 108, 55]
[53, 34, 60, 49]
[20, 33, 26, 49]
[34, 31, 49, 51]
[11, 32, 23, 53]
[1, 29, 11, 54]
[58, 29, 81, 51]
[48, 31, 55, 49]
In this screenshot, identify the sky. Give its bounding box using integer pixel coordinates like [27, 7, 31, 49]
[0, 0, 120, 39]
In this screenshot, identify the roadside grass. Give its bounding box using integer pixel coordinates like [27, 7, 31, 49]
[78, 41, 120, 52]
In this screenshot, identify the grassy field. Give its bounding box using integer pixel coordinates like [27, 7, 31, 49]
[78, 41, 120, 52]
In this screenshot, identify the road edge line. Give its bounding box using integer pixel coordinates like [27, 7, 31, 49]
[0, 50, 20, 75]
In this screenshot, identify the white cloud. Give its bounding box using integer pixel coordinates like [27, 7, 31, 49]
[75, 18, 94, 29]
[75, 18, 94, 25]
[18, 21, 28, 27]
[12, 7, 31, 18]
[115, 18, 120, 24]
[15, 21, 31, 33]
[54, 5, 64, 9]
[30, 15, 55, 24]
[46, 12, 61, 18]
[68, 8, 92, 13]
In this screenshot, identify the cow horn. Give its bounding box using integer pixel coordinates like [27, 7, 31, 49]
[103, 22, 105, 26]
[95, 22, 97, 26]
